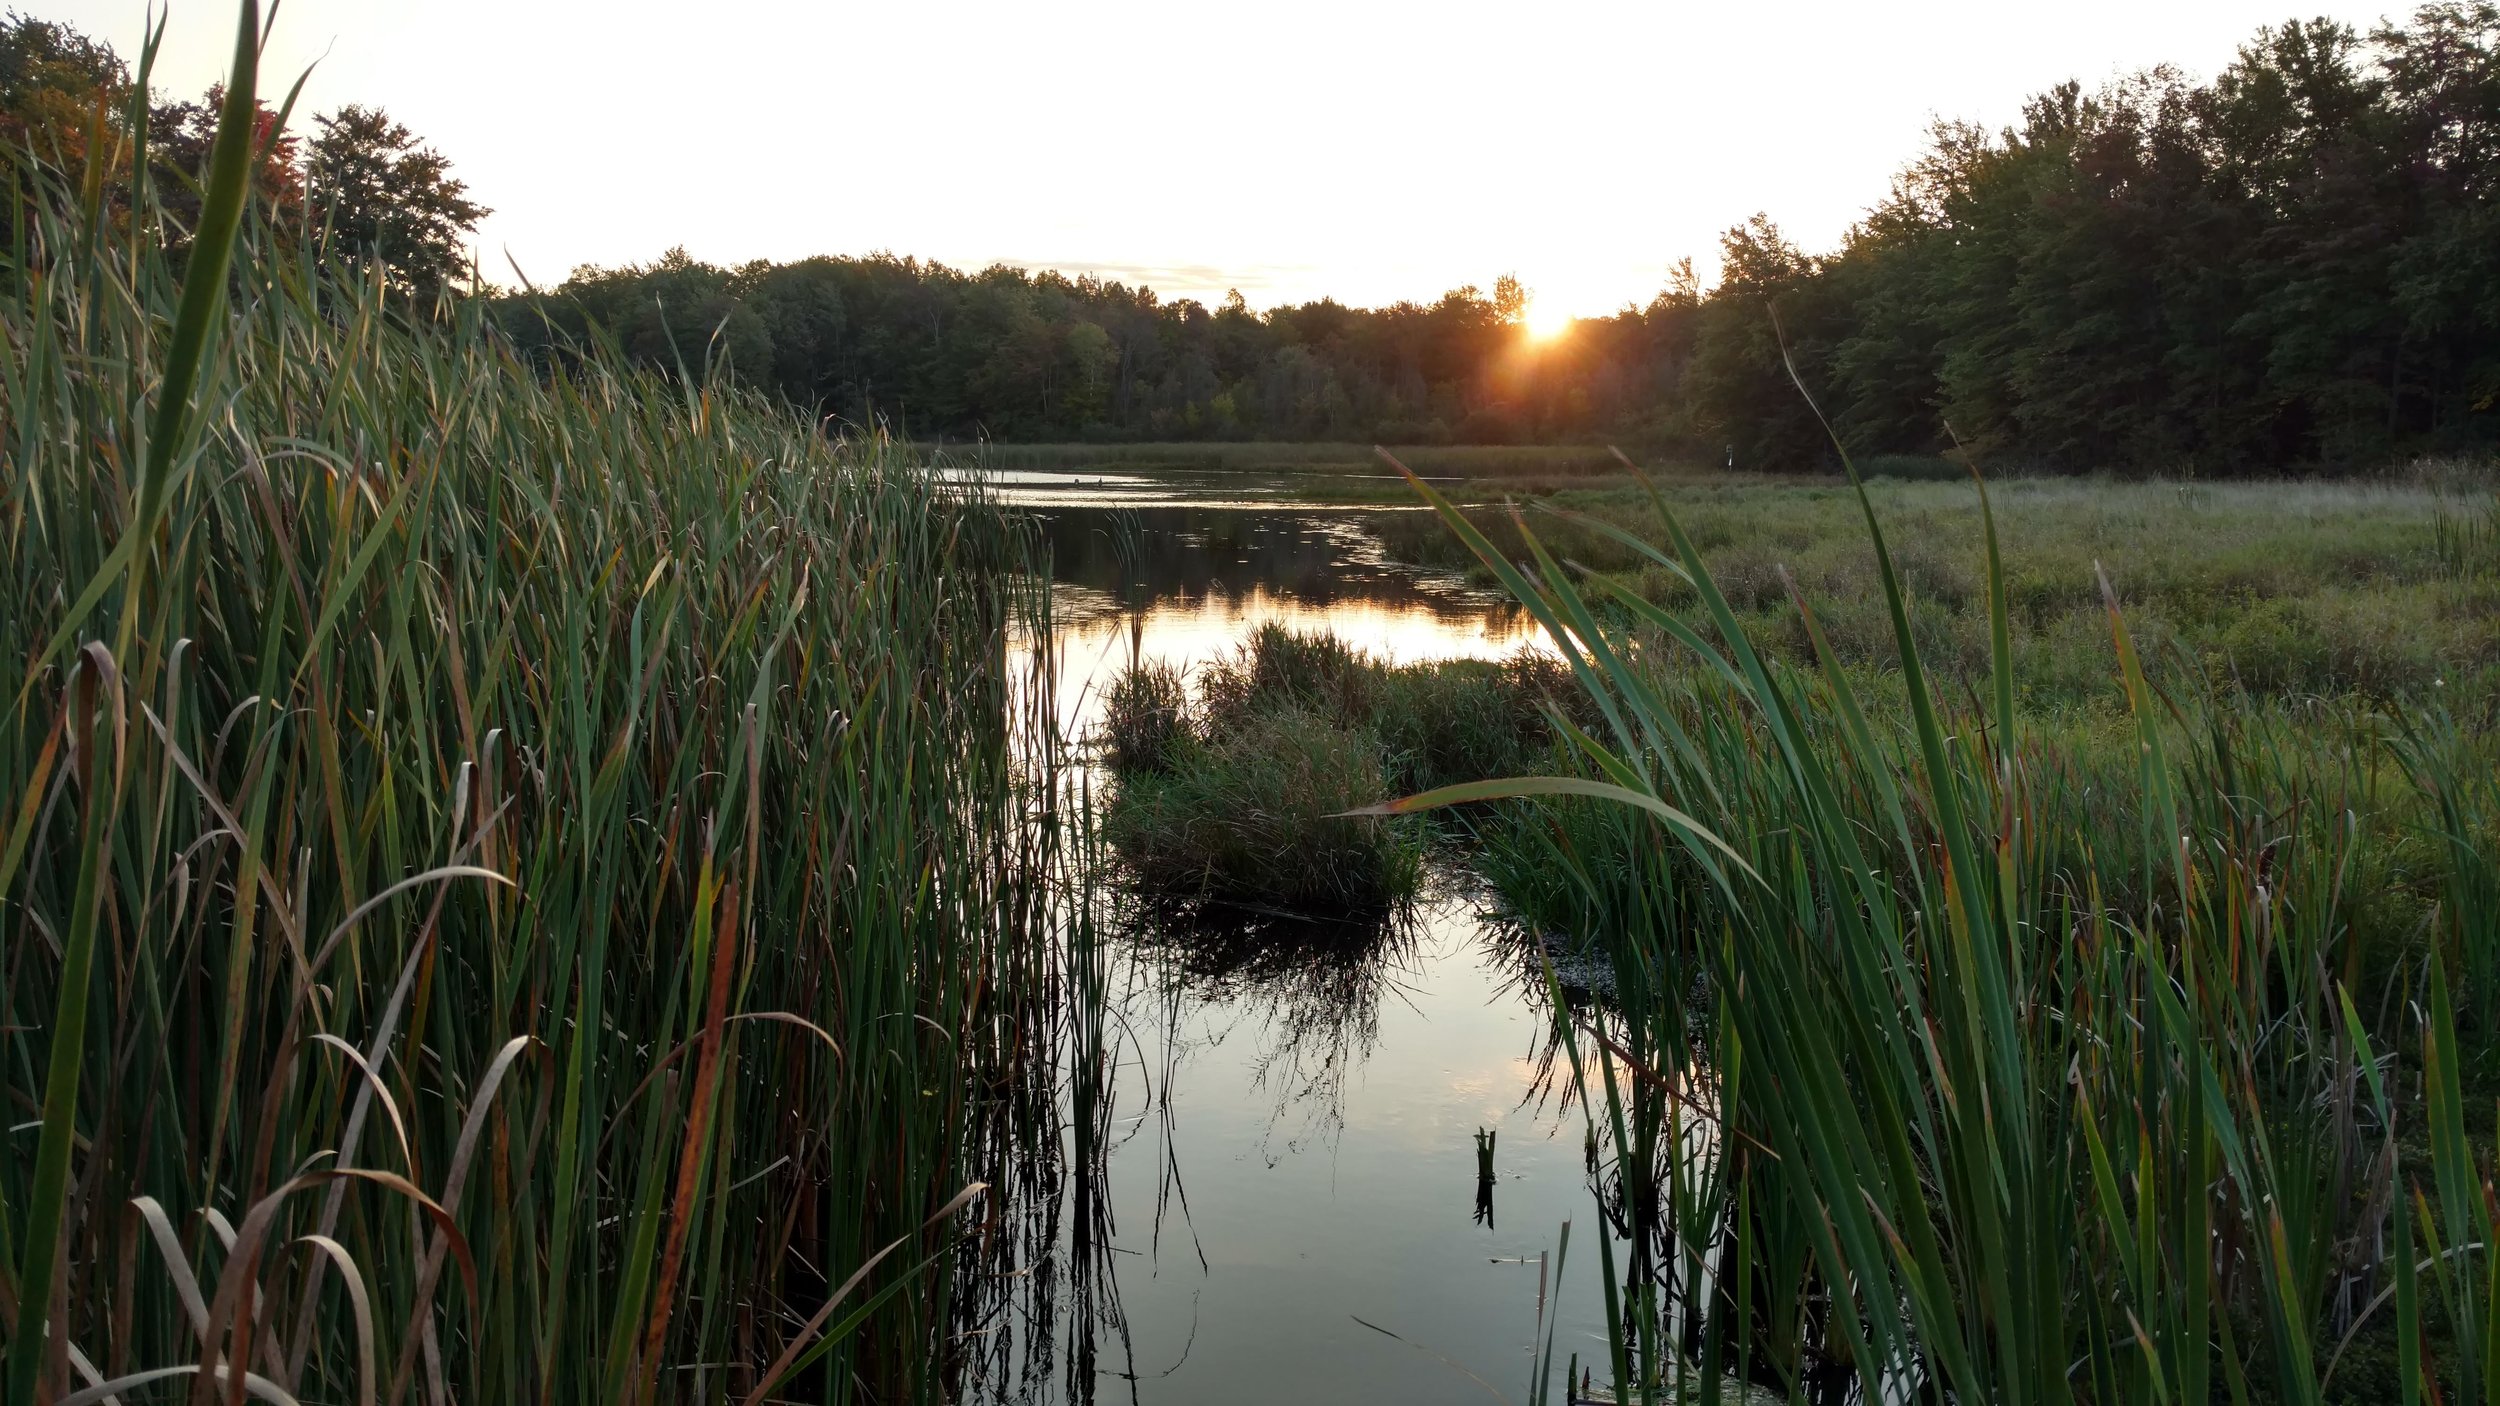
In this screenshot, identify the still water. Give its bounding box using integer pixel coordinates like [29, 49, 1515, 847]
[969, 472, 1616, 1404]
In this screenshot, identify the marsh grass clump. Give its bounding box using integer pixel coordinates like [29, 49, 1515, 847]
[1102, 705, 1423, 910]
[1369, 652, 1588, 794]
[2435, 488, 2500, 581]
[1197, 622, 1577, 787]
[1100, 658, 1194, 772]
[1098, 627, 1574, 913]
[1199, 621, 1381, 726]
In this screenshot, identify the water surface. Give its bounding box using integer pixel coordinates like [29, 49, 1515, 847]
[971, 469, 1614, 1404]
[1037, 504, 1549, 736]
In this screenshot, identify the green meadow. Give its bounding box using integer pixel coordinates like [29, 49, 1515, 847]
[1371, 467, 2500, 712]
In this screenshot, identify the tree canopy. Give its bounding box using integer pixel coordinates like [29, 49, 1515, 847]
[502, 4, 2500, 471]
[306, 104, 487, 293]
[1, 11, 485, 294]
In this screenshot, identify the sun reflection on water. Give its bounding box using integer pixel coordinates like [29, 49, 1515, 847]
[1047, 583, 1555, 740]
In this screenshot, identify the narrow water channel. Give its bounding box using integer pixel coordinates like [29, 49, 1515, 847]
[969, 470, 1616, 1404]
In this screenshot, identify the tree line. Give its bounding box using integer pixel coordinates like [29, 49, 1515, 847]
[498, 6, 2499, 471]
[12, 6, 2497, 470]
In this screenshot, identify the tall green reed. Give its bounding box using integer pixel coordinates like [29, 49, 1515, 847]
[0, 10, 1078, 1403]
[1369, 404, 2495, 1398]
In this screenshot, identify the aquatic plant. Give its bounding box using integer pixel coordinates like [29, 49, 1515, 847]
[1198, 621, 1383, 729]
[1097, 626, 1576, 914]
[1373, 428, 2500, 1401]
[0, 13, 1074, 1403]
[1097, 658, 1194, 774]
[1367, 652, 1588, 796]
[1102, 705, 1422, 912]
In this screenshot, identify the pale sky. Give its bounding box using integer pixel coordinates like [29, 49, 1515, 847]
[45, 0, 2392, 315]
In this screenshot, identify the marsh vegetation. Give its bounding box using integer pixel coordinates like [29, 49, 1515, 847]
[0, 17, 1084, 1404]
[1084, 442, 2500, 1400]
[1371, 468, 2500, 711]
[1097, 625, 1583, 910]
[10, 3, 2500, 1404]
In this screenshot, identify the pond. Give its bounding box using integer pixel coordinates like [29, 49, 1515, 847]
[966, 470, 1621, 1404]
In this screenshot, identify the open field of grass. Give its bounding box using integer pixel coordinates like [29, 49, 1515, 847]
[1370, 469, 2500, 716]
[1, 32, 1074, 1405]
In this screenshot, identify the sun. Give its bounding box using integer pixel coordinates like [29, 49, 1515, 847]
[1523, 300, 1573, 342]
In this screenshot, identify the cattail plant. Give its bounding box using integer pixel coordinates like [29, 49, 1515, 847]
[0, 6, 1083, 1403]
[1367, 394, 2497, 1399]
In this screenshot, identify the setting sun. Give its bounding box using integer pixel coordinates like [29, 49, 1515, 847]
[1523, 300, 1573, 341]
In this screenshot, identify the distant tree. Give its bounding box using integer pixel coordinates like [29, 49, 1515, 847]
[1686, 215, 1833, 468]
[0, 12, 126, 167]
[602, 248, 774, 378]
[2, 12, 495, 316]
[149, 87, 305, 236]
[1660, 257, 1701, 310]
[486, 4, 2500, 467]
[742, 257, 849, 410]
[2207, 19, 2407, 460]
[1493, 272, 1528, 326]
[1823, 221, 1947, 456]
[2376, 2, 2500, 439]
[1062, 320, 1116, 427]
[3, 18, 300, 240]
[307, 104, 487, 294]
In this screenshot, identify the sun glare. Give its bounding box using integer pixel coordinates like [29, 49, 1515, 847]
[1524, 301, 1573, 341]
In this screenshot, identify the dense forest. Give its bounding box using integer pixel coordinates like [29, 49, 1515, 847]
[496, 5, 2500, 471]
[9, 7, 2498, 471]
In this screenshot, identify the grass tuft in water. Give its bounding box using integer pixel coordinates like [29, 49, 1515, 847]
[1099, 658, 1194, 774]
[1103, 704, 1423, 911]
[1095, 624, 1582, 914]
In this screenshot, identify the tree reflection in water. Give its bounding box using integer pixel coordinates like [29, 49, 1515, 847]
[1129, 898, 1424, 1167]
